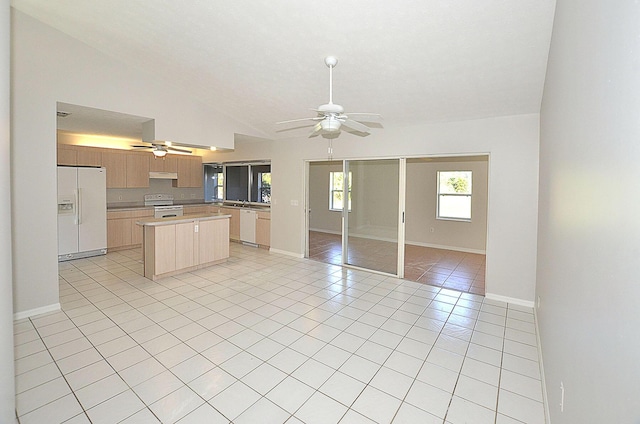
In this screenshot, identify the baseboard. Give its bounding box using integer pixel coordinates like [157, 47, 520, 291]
[484, 293, 535, 308]
[405, 241, 486, 255]
[534, 307, 551, 424]
[14, 303, 61, 321]
[269, 248, 304, 259]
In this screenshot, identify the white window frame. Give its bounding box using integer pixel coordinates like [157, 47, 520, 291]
[436, 170, 472, 222]
[329, 171, 352, 211]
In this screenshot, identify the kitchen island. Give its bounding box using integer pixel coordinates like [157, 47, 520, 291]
[137, 213, 230, 281]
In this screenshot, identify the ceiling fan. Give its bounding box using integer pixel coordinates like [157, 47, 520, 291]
[276, 56, 382, 138]
[131, 142, 192, 158]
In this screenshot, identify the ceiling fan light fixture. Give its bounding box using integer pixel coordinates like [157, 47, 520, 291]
[152, 148, 167, 158]
[321, 118, 341, 132]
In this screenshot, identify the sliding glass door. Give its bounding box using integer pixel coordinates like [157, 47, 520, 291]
[342, 159, 405, 276]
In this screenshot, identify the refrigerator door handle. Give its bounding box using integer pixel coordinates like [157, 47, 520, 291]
[76, 188, 82, 225]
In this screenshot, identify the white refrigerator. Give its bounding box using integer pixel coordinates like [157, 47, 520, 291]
[57, 166, 107, 261]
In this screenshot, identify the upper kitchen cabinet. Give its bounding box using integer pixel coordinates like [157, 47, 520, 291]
[76, 147, 102, 167]
[101, 149, 127, 188]
[174, 156, 203, 188]
[57, 144, 101, 167]
[149, 154, 177, 173]
[57, 144, 77, 166]
[126, 152, 150, 188]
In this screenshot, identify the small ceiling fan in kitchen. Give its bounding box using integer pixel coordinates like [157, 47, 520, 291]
[275, 56, 382, 139]
[131, 142, 192, 158]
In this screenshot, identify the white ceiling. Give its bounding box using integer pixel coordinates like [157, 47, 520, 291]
[13, 0, 557, 140]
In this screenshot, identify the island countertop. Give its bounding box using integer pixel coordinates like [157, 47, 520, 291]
[136, 213, 231, 227]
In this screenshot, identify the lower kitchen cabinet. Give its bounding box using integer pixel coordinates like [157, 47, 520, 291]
[153, 225, 177, 275]
[199, 219, 230, 262]
[140, 215, 230, 280]
[175, 222, 196, 269]
[256, 211, 271, 247]
[107, 209, 153, 251]
[220, 207, 240, 241]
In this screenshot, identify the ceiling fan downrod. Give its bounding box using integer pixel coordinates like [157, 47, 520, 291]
[325, 56, 338, 105]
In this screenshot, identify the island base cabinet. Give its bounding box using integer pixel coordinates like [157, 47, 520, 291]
[142, 216, 230, 280]
[199, 219, 229, 263]
[175, 222, 196, 269]
[151, 225, 176, 275]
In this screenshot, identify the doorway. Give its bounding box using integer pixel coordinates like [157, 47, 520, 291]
[306, 155, 488, 295]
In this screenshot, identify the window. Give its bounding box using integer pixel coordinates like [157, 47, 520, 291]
[203, 164, 224, 202]
[257, 172, 271, 203]
[329, 171, 352, 211]
[437, 171, 472, 221]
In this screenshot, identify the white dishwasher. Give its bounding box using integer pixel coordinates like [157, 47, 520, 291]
[239, 209, 257, 244]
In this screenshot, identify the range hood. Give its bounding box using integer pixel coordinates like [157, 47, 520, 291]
[149, 171, 178, 180]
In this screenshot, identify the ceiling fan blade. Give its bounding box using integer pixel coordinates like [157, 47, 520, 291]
[167, 147, 192, 154]
[340, 119, 371, 134]
[131, 144, 153, 148]
[309, 122, 323, 138]
[345, 113, 383, 123]
[276, 117, 322, 126]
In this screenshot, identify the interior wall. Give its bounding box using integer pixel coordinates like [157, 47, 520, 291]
[217, 113, 538, 303]
[10, 10, 259, 315]
[537, 1, 640, 422]
[0, 0, 14, 420]
[406, 158, 488, 252]
[308, 157, 488, 253]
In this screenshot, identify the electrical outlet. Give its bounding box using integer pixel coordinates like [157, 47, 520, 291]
[537, 296, 541, 309]
[560, 381, 565, 412]
[430, 227, 435, 233]
[118, 195, 122, 201]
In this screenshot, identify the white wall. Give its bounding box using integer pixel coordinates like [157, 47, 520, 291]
[537, 1, 640, 422]
[10, 10, 260, 315]
[405, 158, 488, 252]
[210, 113, 539, 303]
[1, 0, 14, 421]
[309, 158, 488, 253]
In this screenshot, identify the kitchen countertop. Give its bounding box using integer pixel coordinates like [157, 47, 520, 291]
[108, 203, 271, 212]
[136, 212, 231, 227]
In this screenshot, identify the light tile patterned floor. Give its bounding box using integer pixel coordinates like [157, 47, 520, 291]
[14, 244, 543, 423]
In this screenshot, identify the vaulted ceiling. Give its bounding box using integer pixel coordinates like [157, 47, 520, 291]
[12, 0, 557, 139]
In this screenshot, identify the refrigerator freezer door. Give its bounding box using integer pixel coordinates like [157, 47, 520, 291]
[57, 167, 79, 256]
[77, 167, 107, 252]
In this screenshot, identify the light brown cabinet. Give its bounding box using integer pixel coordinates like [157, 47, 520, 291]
[149, 155, 177, 173]
[256, 211, 271, 247]
[199, 219, 230, 262]
[175, 222, 196, 269]
[102, 150, 128, 188]
[220, 207, 240, 240]
[141, 216, 230, 280]
[58, 145, 203, 189]
[57, 145, 78, 166]
[175, 156, 203, 188]
[126, 152, 150, 188]
[107, 209, 153, 251]
[77, 147, 102, 167]
[152, 225, 177, 276]
[57, 145, 102, 167]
